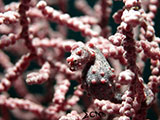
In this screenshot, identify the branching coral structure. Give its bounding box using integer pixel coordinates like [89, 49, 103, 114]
[0, 0, 160, 120]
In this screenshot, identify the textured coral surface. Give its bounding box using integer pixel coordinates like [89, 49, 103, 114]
[0, 0, 160, 120]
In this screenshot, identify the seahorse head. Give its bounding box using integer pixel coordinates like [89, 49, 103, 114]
[67, 42, 90, 71]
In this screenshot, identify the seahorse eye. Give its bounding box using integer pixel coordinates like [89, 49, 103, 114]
[73, 59, 78, 65]
[133, 6, 140, 11]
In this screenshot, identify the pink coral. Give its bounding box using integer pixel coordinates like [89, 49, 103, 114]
[0, 0, 160, 120]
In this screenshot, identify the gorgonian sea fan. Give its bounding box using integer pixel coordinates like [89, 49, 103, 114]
[0, 0, 160, 120]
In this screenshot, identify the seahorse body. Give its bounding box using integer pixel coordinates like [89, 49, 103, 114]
[82, 46, 116, 100]
[67, 42, 120, 101]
